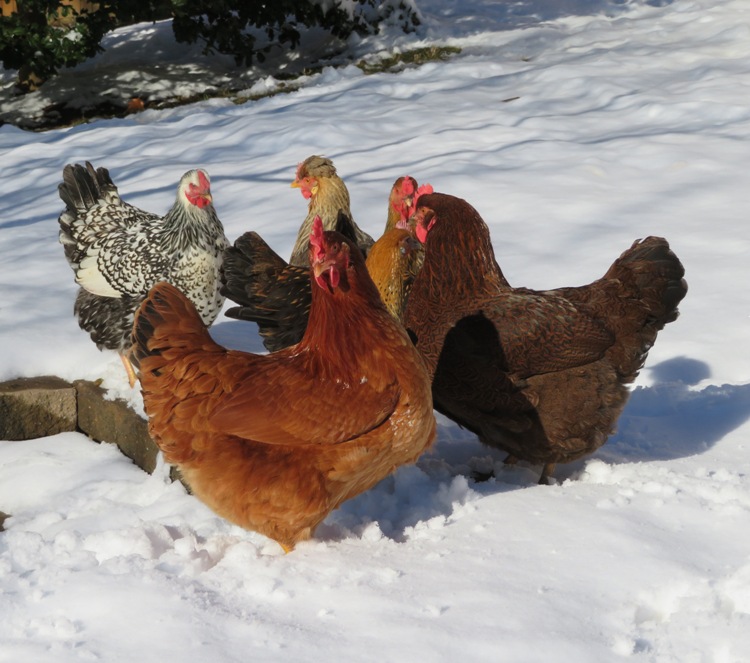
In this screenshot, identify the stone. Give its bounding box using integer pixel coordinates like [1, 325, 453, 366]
[0, 376, 77, 440]
[75, 380, 159, 474]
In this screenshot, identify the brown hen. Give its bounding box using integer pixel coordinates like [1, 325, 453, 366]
[131, 217, 436, 551]
[404, 192, 687, 483]
[365, 228, 423, 321]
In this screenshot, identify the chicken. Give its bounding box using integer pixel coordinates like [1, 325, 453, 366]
[221, 176, 427, 351]
[58, 161, 228, 385]
[385, 176, 419, 231]
[288, 155, 374, 266]
[404, 192, 687, 483]
[131, 217, 436, 551]
[365, 228, 423, 321]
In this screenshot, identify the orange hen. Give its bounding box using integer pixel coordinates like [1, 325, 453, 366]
[131, 217, 436, 551]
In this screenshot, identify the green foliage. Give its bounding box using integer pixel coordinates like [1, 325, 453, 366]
[0, 0, 422, 92]
[0, 0, 117, 89]
[171, 0, 421, 66]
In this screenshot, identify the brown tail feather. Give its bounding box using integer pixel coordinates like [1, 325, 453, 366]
[553, 236, 686, 382]
[220, 232, 311, 351]
[602, 236, 687, 380]
[130, 282, 221, 375]
[220, 231, 289, 314]
[605, 236, 687, 323]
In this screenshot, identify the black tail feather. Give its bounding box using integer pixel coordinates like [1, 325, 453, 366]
[221, 232, 311, 352]
[58, 161, 116, 213]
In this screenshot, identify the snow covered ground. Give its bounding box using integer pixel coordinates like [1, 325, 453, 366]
[1, 0, 749, 660]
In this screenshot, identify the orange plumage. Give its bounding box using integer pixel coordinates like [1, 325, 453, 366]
[365, 227, 423, 322]
[132, 219, 436, 551]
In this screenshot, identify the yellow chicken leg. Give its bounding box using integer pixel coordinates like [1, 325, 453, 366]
[120, 352, 138, 388]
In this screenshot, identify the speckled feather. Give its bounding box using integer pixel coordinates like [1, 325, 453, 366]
[404, 192, 687, 480]
[58, 162, 229, 353]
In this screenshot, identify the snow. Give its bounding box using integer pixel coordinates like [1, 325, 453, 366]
[1, 0, 750, 660]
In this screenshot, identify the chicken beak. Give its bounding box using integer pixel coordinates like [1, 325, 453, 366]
[313, 259, 333, 279]
[313, 259, 340, 290]
[291, 180, 301, 188]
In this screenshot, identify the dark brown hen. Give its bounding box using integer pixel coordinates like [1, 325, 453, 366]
[404, 192, 687, 483]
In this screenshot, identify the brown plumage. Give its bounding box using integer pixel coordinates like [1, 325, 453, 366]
[221, 177, 426, 350]
[288, 155, 374, 266]
[131, 218, 436, 551]
[404, 192, 687, 483]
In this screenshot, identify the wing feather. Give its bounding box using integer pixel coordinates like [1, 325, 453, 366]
[205, 352, 400, 446]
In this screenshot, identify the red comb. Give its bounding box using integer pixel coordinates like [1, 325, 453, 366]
[197, 170, 210, 192]
[310, 215, 326, 261]
[401, 176, 415, 196]
[403, 183, 434, 222]
[415, 183, 433, 204]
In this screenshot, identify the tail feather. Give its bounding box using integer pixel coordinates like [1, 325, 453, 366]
[604, 236, 687, 325]
[220, 216, 363, 352]
[58, 162, 119, 267]
[221, 231, 288, 310]
[221, 232, 311, 352]
[552, 236, 686, 382]
[584, 236, 687, 381]
[333, 210, 360, 247]
[131, 282, 222, 376]
[58, 161, 117, 214]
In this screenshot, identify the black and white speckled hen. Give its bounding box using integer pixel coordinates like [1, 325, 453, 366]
[404, 192, 688, 483]
[58, 161, 229, 385]
[288, 155, 374, 266]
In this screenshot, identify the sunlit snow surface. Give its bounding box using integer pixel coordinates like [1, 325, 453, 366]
[1, 1, 749, 661]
